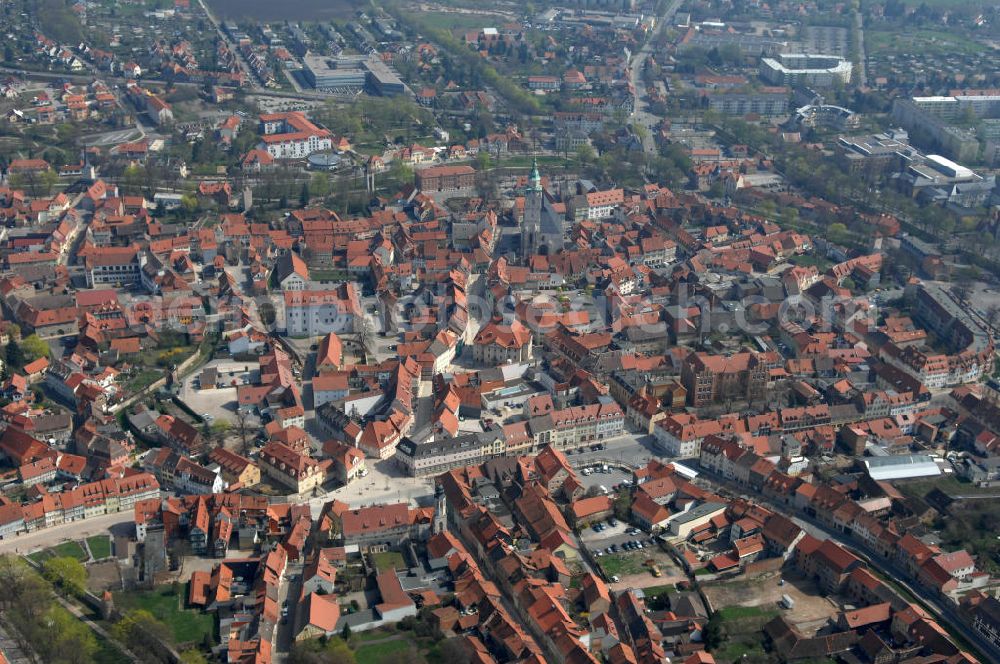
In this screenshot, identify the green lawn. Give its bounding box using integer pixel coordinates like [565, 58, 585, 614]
[355, 639, 412, 664]
[419, 11, 497, 31]
[708, 604, 779, 662]
[789, 254, 834, 271]
[371, 551, 406, 571]
[497, 155, 566, 168]
[30, 540, 89, 563]
[350, 629, 401, 643]
[87, 536, 112, 560]
[896, 475, 1000, 499]
[311, 269, 350, 283]
[113, 585, 214, 645]
[642, 584, 673, 597]
[598, 553, 647, 578]
[125, 369, 164, 393]
[714, 605, 779, 620]
[713, 639, 767, 661]
[867, 28, 986, 56]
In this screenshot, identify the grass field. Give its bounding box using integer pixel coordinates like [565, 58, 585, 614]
[709, 604, 780, 662]
[371, 551, 406, 572]
[419, 11, 499, 31]
[114, 585, 214, 646]
[30, 540, 89, 563]
[205, 0, 355, 20]
[896, 475, 1000, 499]
[789, 253, 834, 271]
[125, 368, 164, 393]
[87, 536, 112, 560]
[311, 269, 350, 283]
[867, 28, 987, 56]
[355, 639, 412, 664]
[598, 553, 647, 577]
[714, 605, 779, 620]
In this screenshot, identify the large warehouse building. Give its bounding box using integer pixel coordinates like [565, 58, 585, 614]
[303, 54, 409, 97]
[863, 454, 942, 481]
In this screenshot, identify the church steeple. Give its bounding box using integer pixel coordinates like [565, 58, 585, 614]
[528, 156, 542, 192]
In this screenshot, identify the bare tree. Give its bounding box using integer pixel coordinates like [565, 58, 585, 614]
[985, 305, 1000, 331]
[950, 279, 973, 304]
[357, 314, 376, 359]
[234, 408, 251, 455]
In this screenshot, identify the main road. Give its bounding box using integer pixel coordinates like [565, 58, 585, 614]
[629, 0, 686, 154]
[0, 509, 135, 555]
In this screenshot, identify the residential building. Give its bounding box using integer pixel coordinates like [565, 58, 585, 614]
[760, 53, 852, 87]
[258, 111, 333, 159]
[284, 283, 362, 336]
[259, 441, 324, 494]
[681, 351, 769, 408]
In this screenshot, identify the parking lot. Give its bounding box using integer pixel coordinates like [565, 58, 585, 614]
[567, 434, 658, 471]
[580, 521, 657, 555]
[580, 517, 688, 590]
[178, 359, 262, 425]
[577, 464, 632, 493]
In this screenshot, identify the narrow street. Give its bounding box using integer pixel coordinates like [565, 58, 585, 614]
[272, 559, 304, 662]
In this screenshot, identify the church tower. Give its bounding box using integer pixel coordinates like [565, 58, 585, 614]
[433, 481, 448, 534]
[520, 157, 543, 259]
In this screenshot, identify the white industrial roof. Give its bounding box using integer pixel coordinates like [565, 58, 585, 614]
[864, 454, 941, 481]
[926, 154, 974, 178]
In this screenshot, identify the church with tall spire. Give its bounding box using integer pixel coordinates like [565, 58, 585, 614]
[519, 157, 564, 260]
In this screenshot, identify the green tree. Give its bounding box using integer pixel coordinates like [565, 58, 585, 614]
[475, 151, 492, 172]
[388, 160, 413, 185]
[181, 194, 199, 215]
[828, 222, 849, 244]
[123, 164, 143, 196]
[46, 605, 98, 664]
[703, 613, 723, 650]
[179, 650, 210, 664]
[613, 491, 631, 522]
[40, 169, 58, 196]
[310, 172, 331, 199]
[259, 301, 277, 328]
[758, 199, 777, 219]
[20, 334, 50, 363]
[112, 609, 174, 652]
[41, 557, 87, 597]
[5, 339, 24, 371]
[209, 420, 232, 438]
